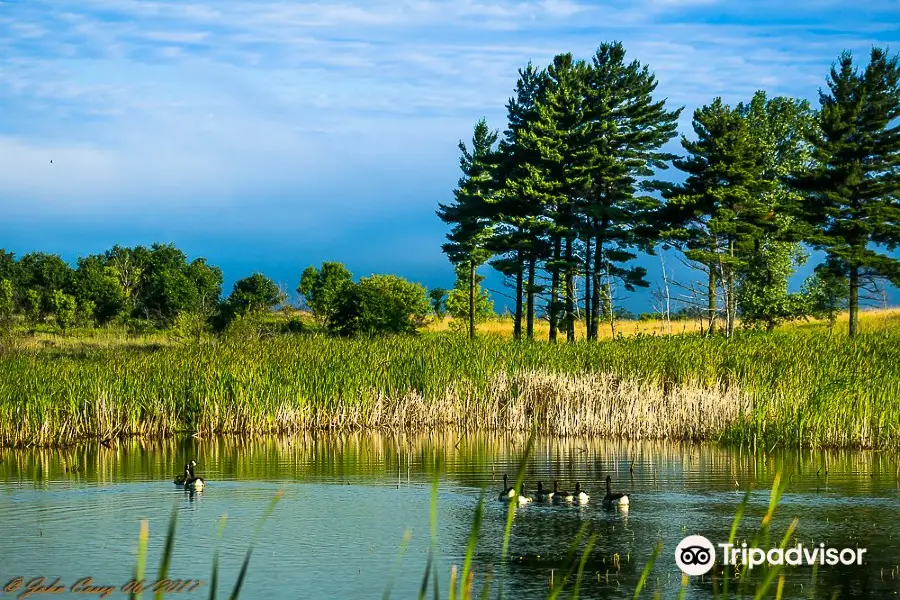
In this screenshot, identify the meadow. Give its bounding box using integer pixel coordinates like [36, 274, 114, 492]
[1, 309, 899, 449]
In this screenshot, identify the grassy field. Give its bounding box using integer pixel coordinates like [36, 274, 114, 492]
[13, 307, 900, 351]
[426, 308, 900, 338]
[1, 309, 899, 449]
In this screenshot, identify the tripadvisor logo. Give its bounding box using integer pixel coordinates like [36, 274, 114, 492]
[676, 535, 716, 576]
[675, 535, 868, 576]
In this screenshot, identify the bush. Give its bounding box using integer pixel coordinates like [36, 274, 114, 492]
[298, 262, 352, 328]
[77, 300, 97, 328]
[23, 289, 42, 325]
[445, 264, 494, 327]
[227, 273, 285, 316]
[428, 287, 448, 319]
[331, 274, 429, 336]
[221, 313, 266, 341]
[50, 289, 77, 331]
[0, 279, 13, 327]
[282, 316, 308, 335]
[170, 311, 211, 342]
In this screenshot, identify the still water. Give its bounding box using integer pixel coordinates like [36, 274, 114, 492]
[1, 433, 899, 599]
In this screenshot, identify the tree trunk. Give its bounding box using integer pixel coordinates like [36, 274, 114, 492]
[468, 260, 476, 340]
[660, 253, 672, 335]
[707, 261, 717, 335]
[564, 235, 575, 342]
[549, 237, 561, 343]
[526, 256, 536, 340]
[849, 263, 859, 337]
[727, 238, 736, 337]
[584, 236, 593, 340]
[591, 238, 602, 341]
[606, 279, 616, 337]
[513, 250, 523, 340]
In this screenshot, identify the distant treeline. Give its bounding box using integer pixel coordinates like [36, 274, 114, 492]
[437, 42, 900, 339]
[0, 240, 722, 339]
[0, 247, 437, 336]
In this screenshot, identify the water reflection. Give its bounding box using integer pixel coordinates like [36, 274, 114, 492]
[1, 433, 899, 598]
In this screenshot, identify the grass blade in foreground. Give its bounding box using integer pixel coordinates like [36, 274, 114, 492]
[631, 540, 663, 600]
[418, 550, 434, 600]
[382, 529, 413, 600]
[129, 520, 149, 600]
[228, 490, 284, 600]
[208, 514, 228, 600]
[458, 492, 485, 600]
[154, 506, 178, 600]
[498, 427, 536, 600]
[569, 532, 598, 600]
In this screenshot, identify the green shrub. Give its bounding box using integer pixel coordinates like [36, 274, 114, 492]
[50, 289, 77, 331]
[332, 274, 429, 336]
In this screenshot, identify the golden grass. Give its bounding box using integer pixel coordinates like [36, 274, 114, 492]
[10, 307, 899, 351]
[425, 308, 900, 339]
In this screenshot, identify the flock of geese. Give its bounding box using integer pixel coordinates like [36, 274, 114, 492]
[171, 462, 627, 506]
[499, 474, 629, 509]
[173, 460, 206, 491]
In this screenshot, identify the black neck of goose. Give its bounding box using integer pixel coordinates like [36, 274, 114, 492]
[606, 479, 611, 494]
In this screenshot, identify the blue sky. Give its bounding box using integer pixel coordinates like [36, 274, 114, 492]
[1, 0, 898, 312]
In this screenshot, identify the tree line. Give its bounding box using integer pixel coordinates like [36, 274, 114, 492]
[438, 43, 900, 338]
[0, 246, 432, 337]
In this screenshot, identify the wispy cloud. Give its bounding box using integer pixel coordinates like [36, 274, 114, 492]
[0, 0, 897, 297]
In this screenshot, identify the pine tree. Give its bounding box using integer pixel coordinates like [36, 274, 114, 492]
[437, 119, 499, 339]
[791, 48, 900, 336]
[542, 54, 591, 342]
[667, 98, 771, 336]
[579, 42, 681, 338]
[491, 63, 546, 340]
[510, 55, 587, 342]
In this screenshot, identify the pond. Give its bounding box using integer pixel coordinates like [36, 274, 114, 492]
[1, 433, 898, 599]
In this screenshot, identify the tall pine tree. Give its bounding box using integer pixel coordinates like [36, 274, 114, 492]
[491, 63, 546, 340]
[580, 42, 681, 338]
[666, 98, 770, 336]
[437, 119, 500, 339]
[791, 47, 900, 336]
[512, 54, 588, 342]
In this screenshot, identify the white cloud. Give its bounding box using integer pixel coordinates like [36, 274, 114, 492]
[0, 0, 896, 219]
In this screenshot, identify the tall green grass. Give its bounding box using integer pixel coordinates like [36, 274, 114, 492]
[2, 330, 899, 449]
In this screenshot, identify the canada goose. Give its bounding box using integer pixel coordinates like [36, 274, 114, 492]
[602, 475, 629, 508]
[552, 481, 573, 504]
[498, 474, 515, 501]
[173, 463, 190, 486]
[574, 482, 589, 504]
[535, 481, 552, 502]
[517, 484, 533, 506]
[184, 460, 205, 491]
